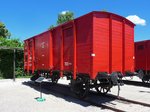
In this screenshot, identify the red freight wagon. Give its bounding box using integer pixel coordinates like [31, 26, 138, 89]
[135, 40, 150, 82]
[24, 11, 135, 97]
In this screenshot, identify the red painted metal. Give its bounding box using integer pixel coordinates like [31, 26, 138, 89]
[92, 12, 135, 78]
[34, 31, 51, 70]
[64, 25, 74, 72]
[49, 31, 53, 69]
[93, 13, 110, 77]
[73, 20, 77, 79]
[24, 11, 135, 79]
[148, 41, 150, 71]
[52, 27, 61, 71]
[28, 40, 32, 71]
[24, 41, 28, 71]
[27, 40, 29, 72]
[24, 39, 35, 73]
[112, 16, 123, 72]
[109, 15, 112, 74]
[124, 22, 135, 72]
[32, 39, 35, 73]
[122, 20, 125, 73]
[60, 27, 64, 77]
[135, 40, 150, 72]
[76, 13, 93, 77]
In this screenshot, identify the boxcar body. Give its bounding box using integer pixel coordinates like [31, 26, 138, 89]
[135, 40, 150, 74]
[24, 11, 135, 97]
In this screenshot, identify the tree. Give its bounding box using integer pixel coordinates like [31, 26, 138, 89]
[0, 37, 24, 78]
[0, 38, 23, 48]
[48, 25, 55, 30]
[0, 22, 11, 38]
[57, 11, 74, 25]
[48, 11, 74, 29]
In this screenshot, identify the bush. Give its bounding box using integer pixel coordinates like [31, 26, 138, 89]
[0, 37, 24, 79]
[0, 70, 3, 78]
[0, 49, 13, 78]
[0, 49, 24, 79]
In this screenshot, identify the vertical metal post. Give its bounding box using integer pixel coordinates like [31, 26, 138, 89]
[13, 49, 16, 82]
[40, 82, 42, 98]
[117, 83, 120, 97]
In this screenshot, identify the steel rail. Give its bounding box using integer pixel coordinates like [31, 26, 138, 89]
[123, 80, 150, 88]
[104, 93, 150, 107]
[25, 81, 125, 112]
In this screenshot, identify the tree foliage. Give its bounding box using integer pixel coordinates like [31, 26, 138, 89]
[0, 22, 24, 79]
[48, 11, 74, 29]
[0, 22, 11, 38]
[0, 37, 24, 78]
[0, 49, 24, 78]
[0, 50, 13, 78]
[57, 11, 74, 25]
[0, 37, 23, 48]
[48, 25, 55, 30]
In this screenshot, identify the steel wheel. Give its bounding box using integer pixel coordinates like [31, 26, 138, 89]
[95, 79, 111, 94]
[51, 77, 58, 84]
[95, 86, 111, 94]
[51, 71, 60, 84]
[30, 74, 39, 81]
[74, 77, 89, 98]
[142, 75, 150, 83]
[142, 79, 150, 83]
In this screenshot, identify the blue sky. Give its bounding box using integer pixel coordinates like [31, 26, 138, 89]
[0, 0, 149, 41]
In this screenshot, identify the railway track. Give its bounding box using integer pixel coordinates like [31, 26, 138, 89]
[123, 80, 150, 88]
[91, 91, 150, 107]
[23, 81, 150, 112]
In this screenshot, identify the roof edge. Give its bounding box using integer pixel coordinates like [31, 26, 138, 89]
[25, 11, 135, 41]
[93, 11, 135, 26]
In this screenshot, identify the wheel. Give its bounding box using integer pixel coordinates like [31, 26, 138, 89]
[95, 79, 112, 94]
[30, 74, 39, 81]
[142, 75, 150, 83]
[72, 77, 90, 98]
[142, 79, 150, 83]
[51, 71, 60, 84]
[130, 76, 133, 80]
[138, 70, 144, 79]
[95, 86, 111, 94]
[51, 76, 59, 84]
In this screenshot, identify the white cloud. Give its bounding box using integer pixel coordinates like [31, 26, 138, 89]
[126, 15, 146, 26]
[61, 11, 69, 15]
